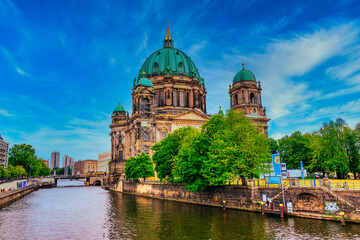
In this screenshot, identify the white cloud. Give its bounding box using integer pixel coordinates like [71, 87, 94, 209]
[135, 31, 148, 56]
[250, 23, 359, 120]
[15, 67, 26, 75]
[0, 109, 14, 117]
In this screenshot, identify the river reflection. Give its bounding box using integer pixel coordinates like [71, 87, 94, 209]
[0, 179, 359, 239]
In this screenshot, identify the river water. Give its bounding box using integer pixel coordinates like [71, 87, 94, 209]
[0, 179, 359, 240]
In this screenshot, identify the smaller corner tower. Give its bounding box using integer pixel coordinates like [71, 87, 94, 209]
[132, 73, 156, 156]
[109, 101, 128, 181]
[229, 63, 270, 135]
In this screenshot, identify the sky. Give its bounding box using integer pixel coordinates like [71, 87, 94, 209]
[1, 0, 360, 163]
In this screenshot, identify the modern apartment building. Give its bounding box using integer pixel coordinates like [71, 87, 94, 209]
[98, 151, 110, 173]
[50, 151, 60, 169]
[62, 155, 74, 168]
[0, 134, 9, 168]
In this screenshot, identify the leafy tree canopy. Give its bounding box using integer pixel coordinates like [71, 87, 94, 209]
[125, 152, 155, 180]
[152, 126, 199, 180]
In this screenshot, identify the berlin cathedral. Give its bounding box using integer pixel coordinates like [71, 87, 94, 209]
[109, 25, 270, 181]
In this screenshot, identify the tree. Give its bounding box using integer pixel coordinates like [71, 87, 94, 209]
[309, 118, 349, 178]
[152, 126, 199, 180]
[8, 144, 36, 174]
[344, 127, 360, 175]
[278, 131, 312, 170]
[172, 128, 207, 191]
[268, 138, 279, 154]
[173, 110, 270, 191]
[125, 152, 155, 180]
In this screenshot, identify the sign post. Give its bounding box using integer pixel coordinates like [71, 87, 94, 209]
[273, 153, 286, 211]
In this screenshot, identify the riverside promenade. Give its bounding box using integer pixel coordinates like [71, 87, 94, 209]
[108, 178, 360, 224]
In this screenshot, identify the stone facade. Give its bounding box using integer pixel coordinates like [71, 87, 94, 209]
[73, 160, 98, 176]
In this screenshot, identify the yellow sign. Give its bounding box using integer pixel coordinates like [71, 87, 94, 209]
[265, 177, 269, 183]
[274, 156, 280, 164]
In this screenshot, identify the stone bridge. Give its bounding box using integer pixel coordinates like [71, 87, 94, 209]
[87, 177, 104, 186]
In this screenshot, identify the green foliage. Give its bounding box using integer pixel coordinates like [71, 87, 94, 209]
[309, 118, 349, 176]
[9, 143, 36, 174]
[0, 164, 27, 179]
[152, 126, 198, 180]
[7, 144, 51, 177]
[268, 138, 279, 154]
[278, 131, 313, 170]
[125, 152, 155, 180]
[172, 110, 270, 191]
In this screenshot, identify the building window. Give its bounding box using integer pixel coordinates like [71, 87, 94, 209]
[153, 62, 159, 73]
[235, 94, 238, 105]
[161, 131, 167, 140]
[118, 135, 122, 143]
[119, 150, 123, 161]
[155, 91, 158, 107]
[186, 92, 190, 107]
[173, 90, 177, 106]
[250, 93, 255, 104]
[160, 91, 165, 106]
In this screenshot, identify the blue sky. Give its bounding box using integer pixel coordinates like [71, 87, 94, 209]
[1, 0, 360, 163]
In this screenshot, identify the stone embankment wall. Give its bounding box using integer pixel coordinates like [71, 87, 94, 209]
[115, 181, 360, 223]
[0, 184, 36, 208]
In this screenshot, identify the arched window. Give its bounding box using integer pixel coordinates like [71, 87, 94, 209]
[186, 92, 190, 107]
[250, 93, 255, 104]
[178, 62, 183, 72]
[160, 90, 165, 106]
[155, 91, 158, 107]
[118, 135, 122, 143]
[234, 94, 238, 105]
[153, 62, 159, 73]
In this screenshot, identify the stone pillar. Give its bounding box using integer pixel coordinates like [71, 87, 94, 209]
[189, 89, 194, 108]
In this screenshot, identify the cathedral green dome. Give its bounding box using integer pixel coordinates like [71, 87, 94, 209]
[138, 47, 201, 80]
[113, 103, 125, 112]
[136, 77, 153, 87]
[233, 64, 256, 83]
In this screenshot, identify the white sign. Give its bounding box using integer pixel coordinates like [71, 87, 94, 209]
[287, 202, 293, 213]
[141, 121, 147, 127]
[262, 194, 267, 202]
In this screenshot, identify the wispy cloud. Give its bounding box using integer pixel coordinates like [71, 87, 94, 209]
[0, 109, 14, 117]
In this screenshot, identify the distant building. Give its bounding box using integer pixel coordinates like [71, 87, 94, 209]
[98, 151, 110, 173]
[43, 160, 49, 167]
[62, 155, 73, 168]
[50, 151, 60, 169]
[73, 160, 98, 176]
[0, 134, 9, 168]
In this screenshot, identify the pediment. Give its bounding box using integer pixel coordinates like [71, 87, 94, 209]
[172, 110, 209, 121]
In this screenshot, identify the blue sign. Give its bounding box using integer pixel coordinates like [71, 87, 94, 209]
[300, 161, 304, 179]
[272, 154, 281, 176]
[265, 176, 281, 184]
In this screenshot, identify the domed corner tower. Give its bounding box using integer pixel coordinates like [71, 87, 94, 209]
[229, 63, 270, 135]
[137, 23, 207, 115]
[109, 102, 128, 182]
[131, 74, 156, 156]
